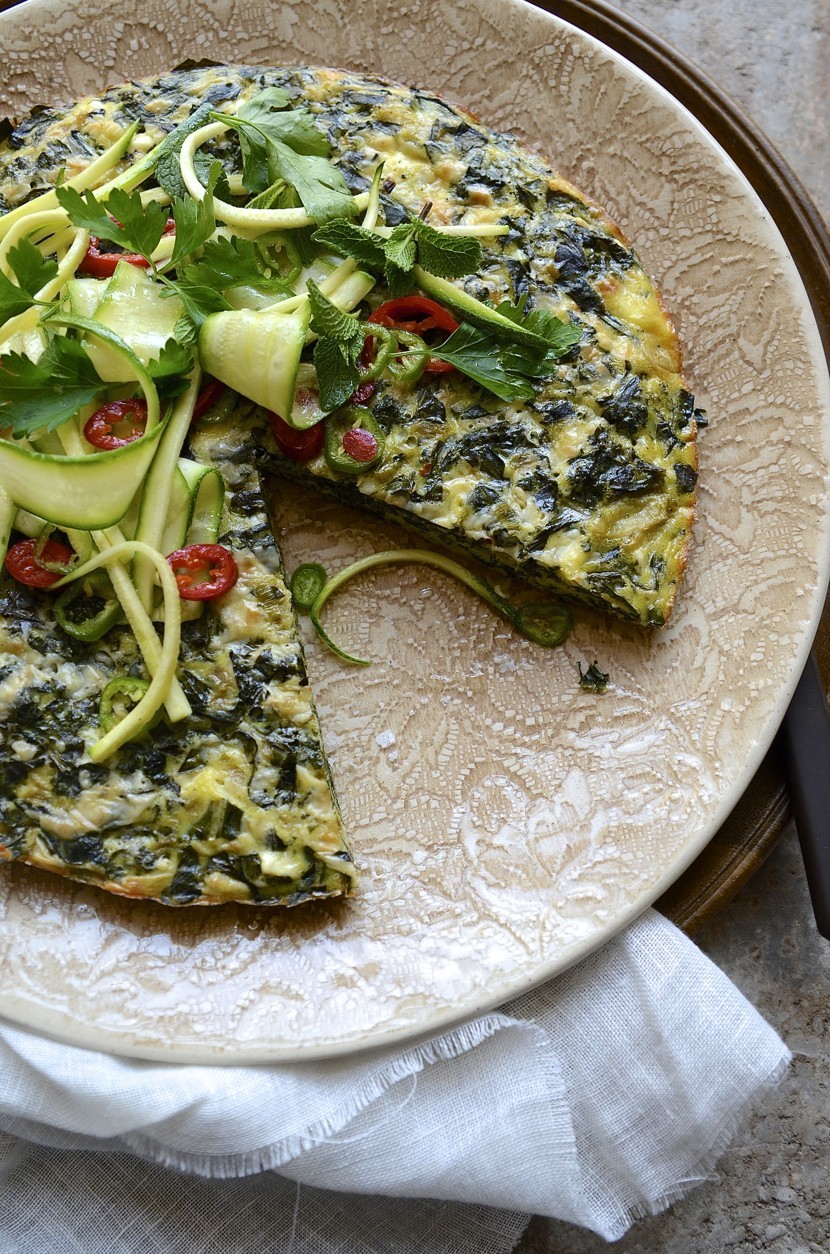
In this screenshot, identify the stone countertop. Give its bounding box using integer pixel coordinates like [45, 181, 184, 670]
[520, 1, 830, 1250]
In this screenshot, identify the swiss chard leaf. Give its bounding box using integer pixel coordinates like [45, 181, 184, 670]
[0, 335, 105, 436]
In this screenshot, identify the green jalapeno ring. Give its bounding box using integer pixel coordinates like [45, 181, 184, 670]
[386, 330, 429, 387]
[290, 562, 328, 612]
[324, 406, 386, 475]
[98, 675, 164, 735]
[55, 575, 122, 642]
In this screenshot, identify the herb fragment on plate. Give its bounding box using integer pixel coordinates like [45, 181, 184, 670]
[579, 660, 610, 692]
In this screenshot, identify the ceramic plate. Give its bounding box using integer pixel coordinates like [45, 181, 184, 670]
[1, 0, 829, 1062]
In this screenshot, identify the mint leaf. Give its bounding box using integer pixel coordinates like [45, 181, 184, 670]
[307, 278, 364, 348]
[307, 279, 364, 410]
[0, 335, 105, 436]
[384, 223, 417, 273]
[154, 101, 217, 199]
[311, 221, 387, 271]
[313, 335, 361, 411]
[412, 218, 483, 279]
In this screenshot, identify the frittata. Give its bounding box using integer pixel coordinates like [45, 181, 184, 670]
[0, 64, 697, 905]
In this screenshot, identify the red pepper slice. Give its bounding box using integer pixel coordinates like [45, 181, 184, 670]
[367, 295, 459, 374]
[77, 218, 176, 278]
[348, 379, 377, 406]
[167, 544, 239, 601]
[84, 398, 148, 450]
[268, 411, 325, 462]
[4, 538, 74, 589]
[192, 376, 228, 422]
[341, 427, 379, 462]
[78, 238, 152, 278]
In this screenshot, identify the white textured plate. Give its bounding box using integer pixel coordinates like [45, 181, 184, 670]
[1, 0, 829, 1062]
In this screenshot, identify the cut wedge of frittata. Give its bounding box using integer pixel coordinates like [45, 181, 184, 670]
[0, 415, 355, 905]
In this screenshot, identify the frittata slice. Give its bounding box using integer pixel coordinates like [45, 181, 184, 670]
[0, 415, 355, 905]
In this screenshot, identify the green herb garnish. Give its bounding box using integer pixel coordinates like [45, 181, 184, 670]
[312, 215, 484, 295]
[579, 660, 610, 692]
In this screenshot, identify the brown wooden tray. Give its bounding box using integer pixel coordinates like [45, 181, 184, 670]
[531, 0, 830, 932]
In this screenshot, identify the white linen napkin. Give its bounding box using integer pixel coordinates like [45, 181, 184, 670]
[0, 909, 790, 1252]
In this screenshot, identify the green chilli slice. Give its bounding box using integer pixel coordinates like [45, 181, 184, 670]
[309, 549, 572, 665]
[290, 562, 328, 612]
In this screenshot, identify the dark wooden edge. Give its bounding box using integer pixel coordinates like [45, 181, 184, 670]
[532, 0, 830, 932]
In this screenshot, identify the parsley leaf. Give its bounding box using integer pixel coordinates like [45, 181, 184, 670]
[212, 92, 339, 213]
[0, 335, 105, 436]
[182, 234, 293, 293]
[168, 194, 214, 266]
[0, 270, 34, 325]
[56, 185, 168, 260]
[265, 141, 356, 226]
[146, 337, 194, 389]
[168, 280, 231, 340]
[0, 239, 60, 326]
[6, 239, 59, 299]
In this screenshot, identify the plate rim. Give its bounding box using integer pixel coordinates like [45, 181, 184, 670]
[0, 0, 829, 1061]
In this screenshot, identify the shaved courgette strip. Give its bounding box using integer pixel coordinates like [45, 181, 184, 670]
[54, 539, 184, 760]
[0, 209, 72, 277]
[309, 549, 572, 664]
[179, 122, 370, 233]
[92, 529, 191, 724]
[0, 416, 167, 530]
[132, 370, 200, 611]
[0, 487, 16, 570]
